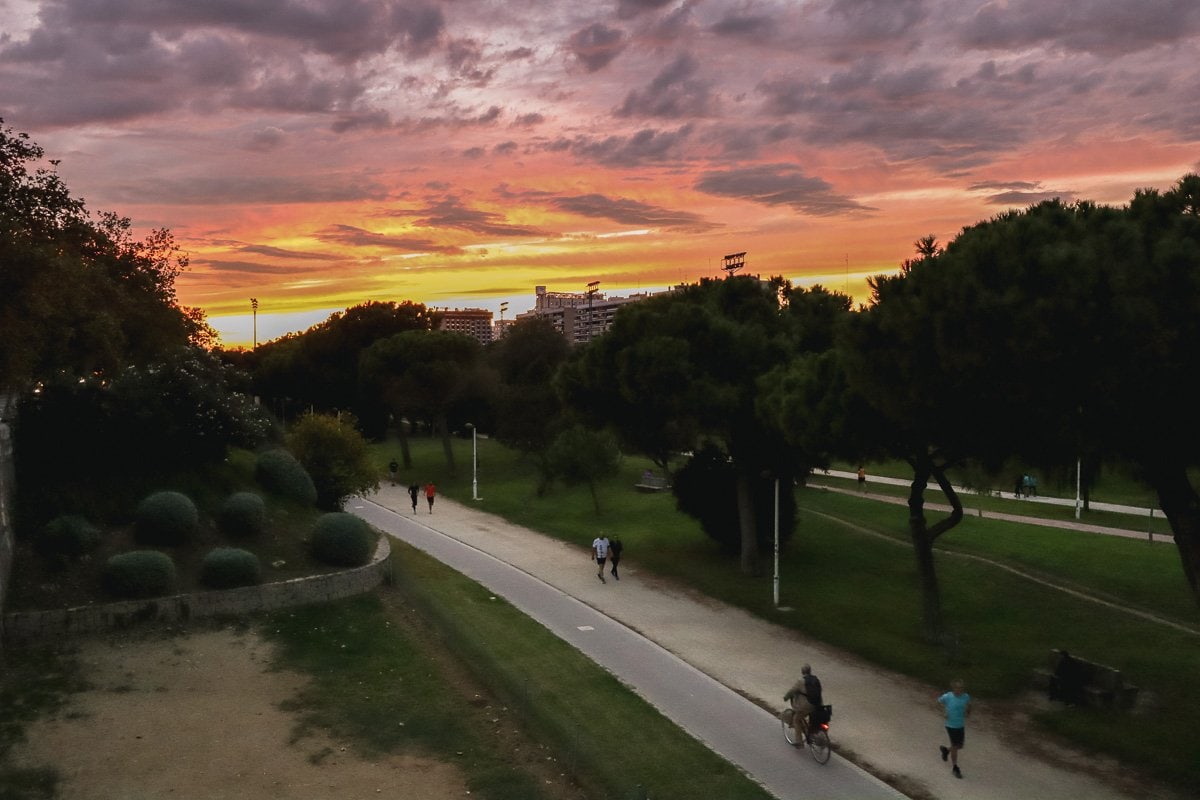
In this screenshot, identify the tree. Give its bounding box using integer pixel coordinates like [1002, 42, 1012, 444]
[488, 317, 570, 492]
[1, 120, 207, 390]
[251, 300, 435, 437]
[545, 425, 622, 513]
[288, 413, 380, 510]
[559, 276, 822, 574]
[359, 330, 482, 472]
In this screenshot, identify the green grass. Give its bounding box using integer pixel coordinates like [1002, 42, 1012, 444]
[0, 644, 88, 799]
[369, 435, 1200, 791]
[264, 594, 556, 800]
[389, 541, 774, 800]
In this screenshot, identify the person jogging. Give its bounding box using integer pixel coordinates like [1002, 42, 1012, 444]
[937, 679, 972, 779]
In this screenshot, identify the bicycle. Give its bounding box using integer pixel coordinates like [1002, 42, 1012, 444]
[780, 704, 832, 764]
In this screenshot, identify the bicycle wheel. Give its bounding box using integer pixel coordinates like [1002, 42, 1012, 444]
[781, 711, 801, 746]
[808, 727, 831, 764]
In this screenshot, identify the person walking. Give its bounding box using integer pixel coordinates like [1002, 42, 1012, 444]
[784, 664, 822, 744]
[388, 459, 399, 485]
[591, 534, 610, 584]
[937, 679, 971, 779]
[856, 465, 866, 492]
[424, 482, 437, 514]
[608, 536, 623, 580]
[407, 483, 420, 513]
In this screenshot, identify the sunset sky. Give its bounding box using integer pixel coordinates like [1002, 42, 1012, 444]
[3, 0, 1198, 347]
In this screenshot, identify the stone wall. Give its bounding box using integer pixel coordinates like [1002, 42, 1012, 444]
[2, 537, 391, 643]
[0, 395, 16, 654]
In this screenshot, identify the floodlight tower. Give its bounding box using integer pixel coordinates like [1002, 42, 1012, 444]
[722, 252, 746, 277]
[586, 280, 600, 342]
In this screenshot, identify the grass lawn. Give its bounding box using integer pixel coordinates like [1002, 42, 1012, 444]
[370, 434, 1200, 792]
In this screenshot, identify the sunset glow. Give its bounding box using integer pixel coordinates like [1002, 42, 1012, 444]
[3, 0, 1198, 347]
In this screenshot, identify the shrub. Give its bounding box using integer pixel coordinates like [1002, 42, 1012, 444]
[255, 448, 318, 506]
[102, 551, 177, 598]
[200, 547, 262, 589]
[36, 514, 101, 566]
[133, 491, 199, 546]
[217, 491, 267, 538]
[309, 512, 374, 567]
[287, 413, 379, 510]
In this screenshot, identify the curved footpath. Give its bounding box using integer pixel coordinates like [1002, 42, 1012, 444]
[352, 486, 1169, 800]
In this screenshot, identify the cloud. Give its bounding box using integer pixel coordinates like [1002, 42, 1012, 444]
[969, 180, 1077, 206]
[695, 165, 872, 216]
[315, 224, 462, 253]
[387, 197, 549, 237]
[616, 53, 718, 118]
[617, 0, 677, 19]
[551, 193, 717, 231]
[553, 124, 696, 166]
[568, 22, 626, 72]
[107, 174, 392, 206]
[961, 0, 1200, 56]
[238, 244, 337, 261]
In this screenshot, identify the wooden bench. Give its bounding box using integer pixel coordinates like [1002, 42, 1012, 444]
[634, 472, 671, 492]
[1032, 649, 1139, 709]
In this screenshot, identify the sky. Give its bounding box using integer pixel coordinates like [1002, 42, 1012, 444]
[3, 0, 1199, 348]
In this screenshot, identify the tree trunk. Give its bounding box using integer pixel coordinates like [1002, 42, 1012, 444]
[907, 458, 965, 642]
[436, 413, 456, 473]
[588, 481, 602, 514]
[397, 421, 412, 469]
[1146, 462, 1200, 606]
[736, 473, 760, 575]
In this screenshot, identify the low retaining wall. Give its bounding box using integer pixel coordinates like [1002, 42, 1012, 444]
[2, 537, 391, 643]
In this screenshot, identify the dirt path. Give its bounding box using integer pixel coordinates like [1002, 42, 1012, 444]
[8, 626, 468, 800]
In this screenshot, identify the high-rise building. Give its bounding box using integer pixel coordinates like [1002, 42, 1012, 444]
[437, 308, 494, 344]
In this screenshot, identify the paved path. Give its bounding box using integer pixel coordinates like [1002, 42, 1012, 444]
[353, 485, 1162, 800]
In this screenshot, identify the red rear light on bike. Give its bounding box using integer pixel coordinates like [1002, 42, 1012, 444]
[820, 723, 829, 731]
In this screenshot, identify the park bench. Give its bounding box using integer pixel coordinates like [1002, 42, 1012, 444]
[635, 471, 671, 492]
[1032, 649, 1139, 709]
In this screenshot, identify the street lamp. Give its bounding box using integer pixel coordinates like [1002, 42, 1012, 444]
[250, 297, 258, 350]
[467, 423, 479, 500]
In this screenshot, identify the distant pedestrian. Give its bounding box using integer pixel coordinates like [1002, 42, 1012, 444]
[608, 537, 623, 580]
[1028, 475, 1038, 497]
[937, 679, 971, 779]
[1014, 475, 1024, 498]
[424, 482, 436, 513]
[1022, 474, 1033, 498]
[408, 483, 420, 513]
[388, 459, 399, 485]
[856, 465, 866, 492]
[592, 534, 610, 584]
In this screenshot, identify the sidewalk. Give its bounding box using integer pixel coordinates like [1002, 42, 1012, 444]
[359, 485, 1172, 800]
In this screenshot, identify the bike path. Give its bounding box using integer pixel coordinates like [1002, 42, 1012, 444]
[353, 486, 1156, 800]
[352, 496, 902, 800]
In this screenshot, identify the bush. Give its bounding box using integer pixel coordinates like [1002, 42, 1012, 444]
[287, 413, 380, 510]
[217, 491, 267, 538]
[102, 550, 177, 598]
[200, 547, 262, 589]
[133, 491, 199, 546]
[255, 448, 318, 506]
[309, 512, 374, 567]
[36, 514, 101, 566]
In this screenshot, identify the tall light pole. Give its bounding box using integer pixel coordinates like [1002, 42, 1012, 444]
[467, 423, 479, 500]
[773, 477, 780, 607]
[250, 297, 258, 350]
[586, 280, 600, 342]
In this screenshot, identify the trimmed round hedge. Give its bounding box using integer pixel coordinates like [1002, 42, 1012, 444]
[102, 550, 177, 598]
[134, 491, 199, 546]
[217, 491, 267, 539]
[255, 448, 318, 506]
[200, 547, 262, 589]
[37, 514, 101, 565]
[309, 512, 373, 567]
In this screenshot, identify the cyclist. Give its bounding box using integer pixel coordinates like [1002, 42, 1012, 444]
[784, 663, 823, 742]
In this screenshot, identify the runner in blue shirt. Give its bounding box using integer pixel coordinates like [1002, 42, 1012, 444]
[937, 679, 971, 779]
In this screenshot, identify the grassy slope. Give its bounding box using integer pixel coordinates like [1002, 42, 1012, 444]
[372, 435, 1200, 790]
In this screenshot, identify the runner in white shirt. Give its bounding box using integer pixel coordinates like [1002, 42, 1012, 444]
[591, 535, 610, 584]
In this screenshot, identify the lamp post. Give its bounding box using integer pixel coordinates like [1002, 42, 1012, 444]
[773, 477, 780, 607]
[467, 423, 479, 500]
[250, 297, 258, 350]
